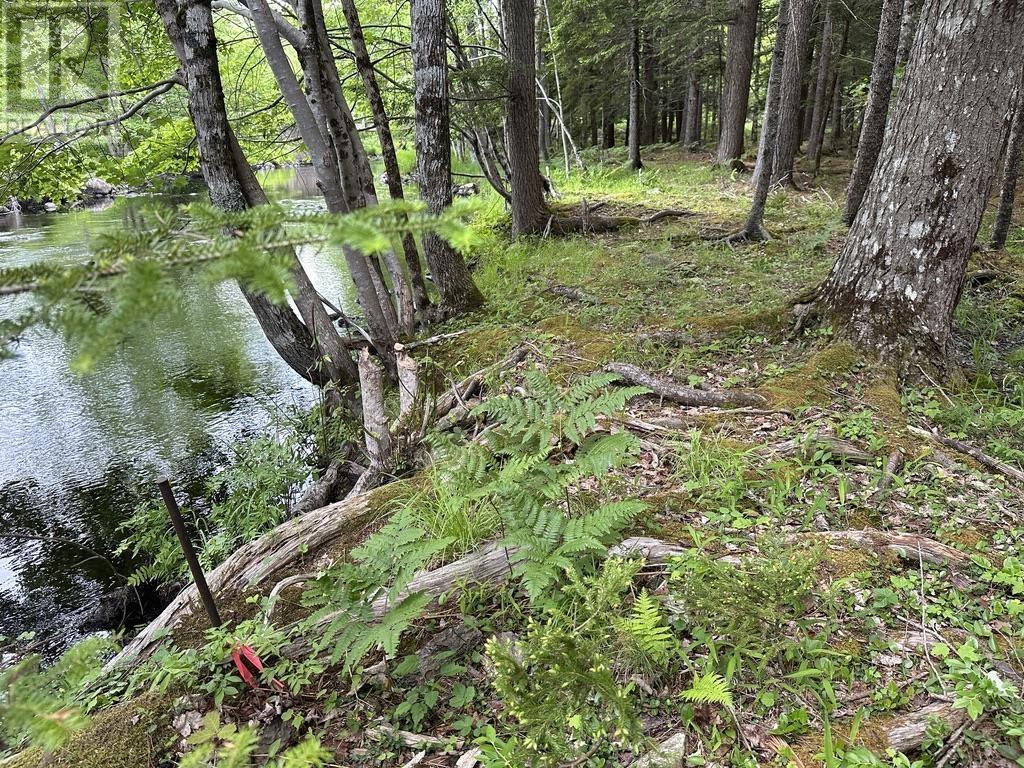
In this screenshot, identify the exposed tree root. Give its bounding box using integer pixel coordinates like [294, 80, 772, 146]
[909, 425, 1024, 484]
[538, 207, 696, 236]
[769, 435, 876, 465]
[604, 362, 768, 408]
[433, 345, 530, 419]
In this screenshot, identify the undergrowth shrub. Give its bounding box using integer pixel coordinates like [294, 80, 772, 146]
[668, 540, 822, 662]
[118, 434, 307, 587]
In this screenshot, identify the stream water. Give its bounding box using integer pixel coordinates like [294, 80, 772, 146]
[0, 167, 357, 656]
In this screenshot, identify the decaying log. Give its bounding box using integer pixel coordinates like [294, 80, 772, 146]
[795, 530, 967, 568]
[909, 425, 1024, 484]
[769, 435, 875, 466]
[366, 726, 448, 750]
[105, 487, 390, 670]
[870, 448, 905, 501]
[280, 543, 522, 659]
[396, 346, 419, 419]
[609, 530, 967, 569]
[604, 362, 768, 408]
[434, 345, 530, 419]
[882, 702, 964, 752]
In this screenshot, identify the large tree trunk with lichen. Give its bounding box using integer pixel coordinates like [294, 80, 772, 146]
[820, 0, 1024, 363]
[840, 0, 902, 225]
[716, 0, 758, 165]
[501, 0, 551, 234]
[410, 0, 484, 309]
[154, 0, 357, 396]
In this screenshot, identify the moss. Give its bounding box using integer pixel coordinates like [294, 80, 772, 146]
[688, 306, 789, 335]
[2, 694, 176, 768]
[761, 342, 861, 409]
[820, 546, 876, 579]
[862, 379, 904, 425]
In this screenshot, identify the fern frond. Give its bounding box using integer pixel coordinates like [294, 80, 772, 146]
[681, 671, 733, 707]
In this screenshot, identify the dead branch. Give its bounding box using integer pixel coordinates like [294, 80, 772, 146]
[604, 362, 768, 408]
[543, 278, 602, 305]
[434, 345, 530, 419]
[908, 425, 1024, 484]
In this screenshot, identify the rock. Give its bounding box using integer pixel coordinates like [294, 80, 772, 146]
[83, 177, 115, 197]
[452, 182, 480, 197]
[43, 201, 58, 212]
[0, 196, 21, 216]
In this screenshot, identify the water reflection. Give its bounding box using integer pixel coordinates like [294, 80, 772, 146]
[0, 167, 353, 655]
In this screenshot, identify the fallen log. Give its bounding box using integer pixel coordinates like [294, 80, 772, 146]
[280, 543, 521, 659]
[609, 530, 967, 569]
[105, 486, 394, 670]
[603, 362, 768, 408]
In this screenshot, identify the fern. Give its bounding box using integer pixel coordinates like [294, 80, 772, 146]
[681, 671, 733, 708]
[301, 509, 451, 673]
[615, 590, 677, 668]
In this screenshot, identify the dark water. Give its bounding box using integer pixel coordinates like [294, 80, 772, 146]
[0, 168, 356, 656]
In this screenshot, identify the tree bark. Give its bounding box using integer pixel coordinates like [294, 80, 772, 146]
[733, 0, 790, 241]
[628, 17, 643, 169]
[820, 0, 1024, 364]
[409, 0, 484, 309]
[840, 0, 902, 225]
[154, 0, 358, 395]
[766, 0, 811, 187]
[716, 0, 759, 166]
[500, 0, 551, 235]
[805, 8, 832, 168]
[339, 0, 431, 317]
[641, 32, 658, 145]
[992, 89, 1024, 249]
[602, 110, 616, 148]
[682, 71, 701, 146]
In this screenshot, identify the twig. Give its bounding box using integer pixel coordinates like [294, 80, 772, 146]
[908, 425, 1024, 484]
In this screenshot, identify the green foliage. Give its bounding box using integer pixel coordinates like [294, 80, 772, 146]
[118, 433, 307, 586]
[481, 560, 663, 766]
[178, 711, 329, 768]
[668, 539, 821, 661]
[680, 670, 733, 708]
[0, 200, 475, 368]
[0, 637, 114, 754]
[300, 508, 451, 672]
[454, 370, 647, 599]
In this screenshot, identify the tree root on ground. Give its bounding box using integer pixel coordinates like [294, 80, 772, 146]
[604, 361, 769, 408]
[909, 425, 1024, 484]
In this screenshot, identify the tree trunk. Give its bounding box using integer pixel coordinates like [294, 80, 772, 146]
[895, 0, 920, 69]
[716, 0, 759, 165]
[682, 72, 701, 146]
[409, 0, 484, 309]
[602, 110, 616, 148]
[820, 0, 1024, 363]
[733, 0, 790, 241]
[501, 0, 551, 235]
[766, 0, 811, 186]
[641, 32, 658, 145]
[154, 0, 358, 397]
[628, 18, 643, 169]
[805, 8, 832, 168]
[339, 0, 431, 317]
[811, 15, 848, 173]
[840, 0, 902, 225]
[536, 9, 551, 161]
[992, 91, 1024, 249]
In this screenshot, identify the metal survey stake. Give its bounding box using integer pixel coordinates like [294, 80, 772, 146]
[156, 476, 222, 627]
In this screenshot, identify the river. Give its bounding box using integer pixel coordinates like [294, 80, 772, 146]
[0, 167, 357, 657]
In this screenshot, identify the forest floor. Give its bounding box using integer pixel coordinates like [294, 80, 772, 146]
[12, 146, 1024, 768]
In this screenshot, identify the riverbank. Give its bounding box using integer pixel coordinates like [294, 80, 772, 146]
[4, 147, 1024, 767]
